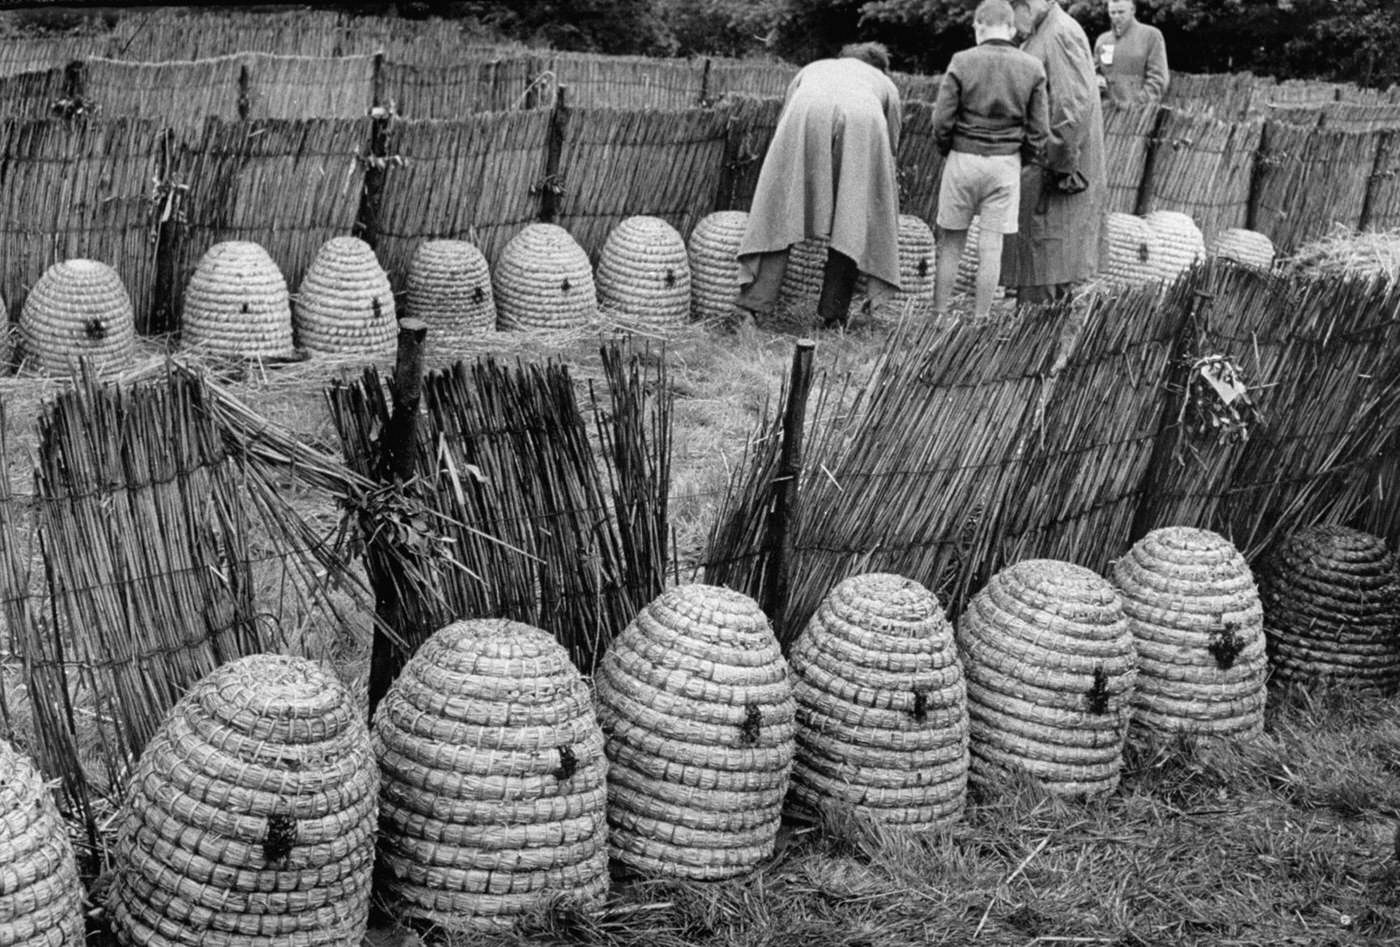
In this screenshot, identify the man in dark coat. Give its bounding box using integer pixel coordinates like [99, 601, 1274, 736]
[1094, 0, 1170, 107]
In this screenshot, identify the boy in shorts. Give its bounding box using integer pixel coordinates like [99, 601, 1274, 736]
[931, 0, 1049, 319]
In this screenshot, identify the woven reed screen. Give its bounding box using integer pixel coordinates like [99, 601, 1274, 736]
[1265, 78, 1343, 109]
[1364, 129, 1400, 230]
[896, 101, 947, 225]
[1251, 122, 1380, 251]
[1322, 102, 1400, 132]
[0, 117, 159, 327]
[706, 58, 797, 102]
[1161, 71, 1260, 121]
[108, 9, 351, 60]
[381, 55, 541, 117]
[243, 52, 375, 119]
[83, 57, 244, 130]
[0, 34, 109, 77]
[1102, 103, 1159, 213]
[714, 94, 782, 212]
[377, 111, 551, 285]
[548, 52, 707, 109]
[555, 106, 731, 259]
[892, 71, 941, 104]
[0, 67, 67, 120]
[1140, 109, 1261, 243]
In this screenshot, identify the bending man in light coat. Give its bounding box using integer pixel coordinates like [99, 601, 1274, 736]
[736, 42, 903, 329]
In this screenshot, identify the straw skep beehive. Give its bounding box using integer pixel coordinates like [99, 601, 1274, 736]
[788, 573, 969, 826]
[957, 559, 1137, 797]
[1111, 527, 1267, 739]
[107, 654, 378, 947]
[1144, 210, 1206, 282]
[0, 738, 84, 946]
[19, 259, 136, 377]
[952, 216, 1006, 303]
[372, 618, 608, 932]
[493, 223, 597, 332]
[596, 216, 691, 330]
[405, 240, 496, 345]
[593, 584, 795, 880]
[1103, 212, 1162, 287]
[180, 241, 294, 359]
[294, 236, 397, 355]
[687, 210, 747, 323]
[778, 236, 829, 308]
[858, 214, 937, 320]
[1258, 525, 1400, 692]
[1210, 228, 1276, 270]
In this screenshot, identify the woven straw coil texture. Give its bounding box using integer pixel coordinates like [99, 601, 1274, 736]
[952, 216, 1007, 301]
[493, 223, 597, 332]
[593, 584, 795, 880]
[1103, 212, 1162, 287]
[1110, 527, 1266, 739]
[19, 259, 136, 377]
[372, 618, 608, 932]
[596, 216, 691, 330]
[1210, 228, 1276, 270]
[788, 573, 969, 827]
[0, 738, 84, 947]
[406, 240, 497, 346]
[180, 241, 294, 359]
[857, 214, 937, 320]
[107, 654, 378, 947]
[778, 236, 829, 307]
[956, 559, 1137, 797]
[1144, 210, 1206, 282]
[687, 210, 747, 323]
[294, 236, 397, 356]
[1258, 525, 1400, 692]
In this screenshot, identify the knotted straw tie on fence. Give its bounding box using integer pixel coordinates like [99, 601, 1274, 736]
[1210, 228, 1276, 270]
[595, 215, 691, 331]
[1145, 210, 1206, 283]
[1103, 212, 1163, 288]
[0, 738, 85, 947]
[687, 210, 748, 323]
[405, 239, 497, 348]
[372, 618, 609, 932]
[788, 572, 969, 827]
[107, 654, 378, 947]
[180, 241, 295, 359]
[294, 235, 397, 357]
[1111, 527, 1267, 739]
[19, 259, 136, 378]
[957, 559, 1138, 798]
[1258, 525, 1400, 693]
[493, 223, 597, 332]
[593, 584, 795, 880]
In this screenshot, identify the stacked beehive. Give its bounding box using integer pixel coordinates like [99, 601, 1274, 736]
[1210, 228, 1276, 270]
[788, 573, 969, 826]
[687, 210, 748, 322]
[373, 619, 608, 931]
[0, 738, 84, 945]
[294, 236, 397, 355]
[1145, 210, 1206, 282]
[494, 223, 597, 331]
[406, 239, 497, 346]
[1103, 212, 1162, 287]
[596, 216, 691, 330]
[19, 259, 136, 376]
[593, 584, 794, 879]
[180, 241, 294, 358]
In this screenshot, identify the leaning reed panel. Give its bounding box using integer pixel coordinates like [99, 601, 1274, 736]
[891, 71, 941, 104]
[107, 9, 349, 59]
[1140, 109, 1260, 243]
[381, 56, 539, 118]
[243, 52, 375, 119]
[1322, 102, 1400, 132]
[705, 58, 797, 102]
[174, 117, 369, 311]
[896, 101, 946, 225]
[0, 67, 67, 121]
[714, 94, 783, 212]
[83, 57, 244, 129]
[547, 52, 707, 109]
[1102, 103, 1158, 214]
[0, 117, 160, 328]
[0, 34, 111, 77]
[1161, 72, 1259, 121]
[1367, 129, 1400, 231]
[1250, 122, 1380, 252]
[1264, 78, 1343, 110]
[555, 106, 731, 259]
[376, 112, 551, 288]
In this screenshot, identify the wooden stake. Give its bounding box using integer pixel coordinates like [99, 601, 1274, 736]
[148, 128, 181, 336]
[540, 83, 569, 223]
[762, 339, 815, 641]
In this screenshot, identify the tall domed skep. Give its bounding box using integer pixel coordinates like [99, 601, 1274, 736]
[1104, 212, 1162, 288]
[406, 239, 496, 346]
[180, 241, 294, 358]
[20, 259, 136, 376]
[0, 738, 85, 945]
[294, 236, 397, 355]
[1144, 210, 1206, 283]
[595, 216, 690, 330]
[1210, 228, 1275, 270]
[493, 224, 596, 332]
[687, 211, 748, 323]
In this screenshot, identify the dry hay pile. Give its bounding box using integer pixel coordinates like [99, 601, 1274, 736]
[1286, 227, 1400, 283]
[596, 215, 691, 331]
[0, 738, 85, 946]
[180, 241, 295, 359]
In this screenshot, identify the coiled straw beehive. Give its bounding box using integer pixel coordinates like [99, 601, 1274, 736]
[294, 236, 397, 355]
[596, 216, 691, 330]
[788, 573, 968, 826]
[687, 210, 747, 323]
[1145, 210, 1206, 282]
[952, 216, 1007, 304]
[1210, 228, 1275, 270]
[1111, 527, 1266, 739]
[180, 241, 294, 359]
[778, 236, 829, 307]
[1, 738, 84, 946]
[494, 223, 596, 331]
[107, 654, 378, 947]
[373, 618, 609, 932]
[406, 240, 496, 346]
[1258, 525, 1400, 693]
[594, 584, 795, 879]
[19, 259, 135, 376]
[957, 559, 1137, 797]
[857, 214, 937, 320]
[1103, 212, 1162, 287]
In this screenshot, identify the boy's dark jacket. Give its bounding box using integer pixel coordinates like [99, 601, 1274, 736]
[931, 38, 1050, 163]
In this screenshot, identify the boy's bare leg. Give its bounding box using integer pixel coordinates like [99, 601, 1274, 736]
[974, 230, 1005, 319]
[934, 227, 968, 317]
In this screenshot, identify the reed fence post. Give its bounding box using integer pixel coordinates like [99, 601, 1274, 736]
[354, 81, 392, 250]
[366, 317, 429, 718]
[148, 128, 181, 335]
[60, 59, 83, 117]
[1132, 105, 1170, 215]
[762, 339, 816, 639]
[539, 84, 570, 223]
[699, 56, 712, 107]
[1360, 128, 1395, 230]
[237, 62, 250, 119]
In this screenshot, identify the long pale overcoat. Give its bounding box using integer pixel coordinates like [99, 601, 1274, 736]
[737, 58, 903, 292]
[1001, 3, 1107, 288]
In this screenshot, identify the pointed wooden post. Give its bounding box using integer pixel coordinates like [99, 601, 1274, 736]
[762, 339, 816, 642]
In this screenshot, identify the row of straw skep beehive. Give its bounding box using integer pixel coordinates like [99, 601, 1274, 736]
[3, 520, 1396, 942]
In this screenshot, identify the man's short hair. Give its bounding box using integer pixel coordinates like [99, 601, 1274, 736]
[975, 0, 1016, 27]
[839, 42, 891, 72]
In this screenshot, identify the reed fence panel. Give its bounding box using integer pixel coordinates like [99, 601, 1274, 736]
[82, 57, 243, 130]
[243, 53, 375, 120]
[547, 52, 707, 109]
[380, 55, 541, 117]
[0, 118, 159, 326]
[892, 70, 941, 104]
[1140, 109, 1261, 242]
[1363, 128, 1400, 231]
[1321, 102, 1400, 132]
[1102, 102, 1159, 213]
[376, 111, 551, 287]
[895, 101, 946, 225]
[0, 34, 109, 77]
[107, 9, 351, 60]
[1161, 71, 1259, 120]
[1251, 122, 1380, 252]
[713, 94, 782, 212]
[555, 106, 732, 258]
[706, 58, 797, 102]
[0, 67, 67, 121]
[1264, 78, 1343, 109]
[1266, 106, 1323, 128]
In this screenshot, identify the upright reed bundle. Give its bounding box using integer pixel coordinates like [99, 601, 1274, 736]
[0, 738, 84, 946]
[1142, 110, 1261, 242]
[595, 215, 691, 330]
[19, 259, 136, 377]
[1102, 103, 1159, 213]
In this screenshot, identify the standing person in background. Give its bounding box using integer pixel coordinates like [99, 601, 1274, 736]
[1094, 0, 1169, 107]
[931, 0, 1049, 320]
[736, 42, 902, 329]
[1002, 0, 1107, 304]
